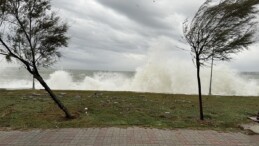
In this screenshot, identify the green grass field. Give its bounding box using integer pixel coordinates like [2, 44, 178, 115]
[0, 89, 258, 131]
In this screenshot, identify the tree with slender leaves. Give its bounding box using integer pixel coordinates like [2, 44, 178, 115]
[183, 0, 259, 120]
[0, 0, 73, 118]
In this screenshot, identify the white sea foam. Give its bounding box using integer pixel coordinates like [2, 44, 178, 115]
[0, 63, 258, 96]
[0, 39, 258, 96]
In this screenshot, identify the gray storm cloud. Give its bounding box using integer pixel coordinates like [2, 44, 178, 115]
[1, 0, 258, 71]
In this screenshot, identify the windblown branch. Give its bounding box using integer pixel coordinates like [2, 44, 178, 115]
[0, 52, 8, 55]
[183, 0, 259, 65]
[0, 37, 33, 73]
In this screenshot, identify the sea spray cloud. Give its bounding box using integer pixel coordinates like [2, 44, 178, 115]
[41, 63, 259, 96]
[0, 37, 259, 96]
[78, 72, 131, 91]
[0, 65, 258, 96]
[46, 71, 74, 89]
[46, 37, 259, 95]
[211, 66, 259, 96]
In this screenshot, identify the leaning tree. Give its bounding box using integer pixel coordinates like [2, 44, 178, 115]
[0, 0, 73, 118]
[183, 0, 259, 120]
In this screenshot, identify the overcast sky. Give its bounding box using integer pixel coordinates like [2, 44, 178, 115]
[2, 0, 258, 71]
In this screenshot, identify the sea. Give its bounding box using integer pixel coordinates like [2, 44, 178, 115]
[0, 66, 259, 96]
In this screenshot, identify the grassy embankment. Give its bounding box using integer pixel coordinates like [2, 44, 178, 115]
[0, 89, 258, 131]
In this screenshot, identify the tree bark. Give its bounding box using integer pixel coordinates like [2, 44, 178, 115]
[32, 75, 35, 90]
[196, 58, 204, 120]
[208, 56, 214, 95]
[33, 73, 73, 119]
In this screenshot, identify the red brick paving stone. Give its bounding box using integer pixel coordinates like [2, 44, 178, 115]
[250, 135, 259, 144]
[93, 128, 107, 146]
[0, 127, 259, 145]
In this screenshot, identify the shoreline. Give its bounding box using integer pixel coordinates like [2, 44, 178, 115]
[1, 88, 259, 97]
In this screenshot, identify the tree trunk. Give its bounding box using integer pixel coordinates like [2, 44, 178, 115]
[196, 59, 204, 120]
[208, 56, 214, 95]
[34, 73, 73, 119]
[32, 75, 35, 90]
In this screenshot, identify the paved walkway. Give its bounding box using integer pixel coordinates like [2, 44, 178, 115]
[0, 127, 259, 146]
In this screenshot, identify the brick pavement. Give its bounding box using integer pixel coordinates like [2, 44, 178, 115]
[0, 127, 258, 146]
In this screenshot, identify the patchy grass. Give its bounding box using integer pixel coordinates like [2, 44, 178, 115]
[0, 90, 258, 131]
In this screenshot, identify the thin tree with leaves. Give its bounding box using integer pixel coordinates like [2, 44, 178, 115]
[0, 0, 73, 118]
[183, 0, 259, 120]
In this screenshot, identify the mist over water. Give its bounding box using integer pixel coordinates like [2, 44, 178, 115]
[0, 40, 259, 96]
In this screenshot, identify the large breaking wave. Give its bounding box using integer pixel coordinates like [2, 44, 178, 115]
[0, 39, 258, 96]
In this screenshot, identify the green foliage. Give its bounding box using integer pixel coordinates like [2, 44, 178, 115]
[0, 0, 68, 69]
[5, 53, 11, 62]
[183, 0, 259, 63]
